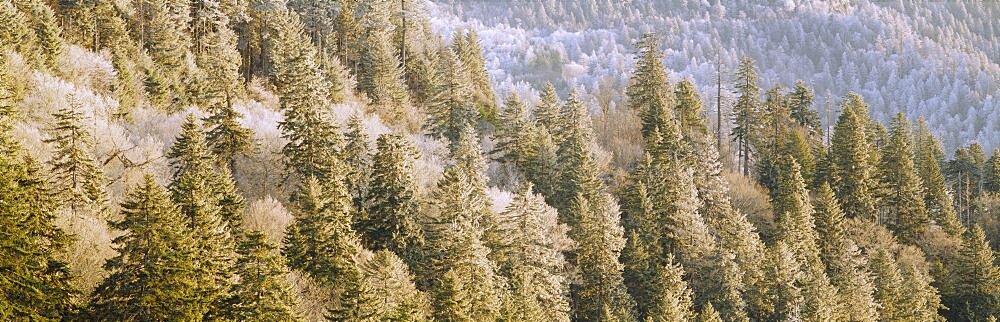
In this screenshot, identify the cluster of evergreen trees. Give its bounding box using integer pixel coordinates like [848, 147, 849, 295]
[4, 0, 1000, 321]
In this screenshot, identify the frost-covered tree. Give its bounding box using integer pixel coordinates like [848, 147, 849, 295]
[570, 193, 636, 321]
[421, 168, 504, 321]
[493, 183, 572, 321]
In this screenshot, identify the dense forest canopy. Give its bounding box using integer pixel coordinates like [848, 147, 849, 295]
[1, 0, 999, 321]
[436, 0, 1000, 152]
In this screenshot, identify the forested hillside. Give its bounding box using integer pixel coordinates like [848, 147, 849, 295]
[435, 0, 1000, 152]
[2, 0, 1000, 321]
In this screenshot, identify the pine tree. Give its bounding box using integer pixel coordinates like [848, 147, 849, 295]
[765, 242, 804, 321]
[898, 257, 944, 321]
[0, 119, 75, 320]
[272, 10, 343, 184]
[830, 242, 879, 322]
[787, 80, 821, 135]
[166, 116, 237, 316]
[282, 177, 366, 319]
[770, 158, 838, 321]
[342, 114, 373, 207]
[193, 0, 244, 110]
[224, 232, 301, 322]
[772, 157, 822, 267]
[87, 176, 200, 321]
[143, 0, 194, 109]
[570, 193, 637, 321]
[358, 133, 423, 262]
[455, 30, 497, 122]
[696, 303, 723, 322]
[493, 183, 572, 321]
[451, 125, 502, 252]
[421, 169, 504, 321]
[732, 57, 760, 176]
[0, 1, 39, 66]
[358, 0, 410, 118]
[44, 103, 106, 217]
[684, 121, 767, 321]
[947, 143, 987, 227]
[869, 249, 908, 321]
[645, 256, 696, 322]
[492, 93, 532, 166]
[880, 113, 929, 243]
[948, 226, 1000, 321]
[334, 0, 362, 70]
[204, 103, 255, 173]
[408, 48, 443, 105]
[319, 51, 350, 104]
[987, 148, 1000, 194]
[554, 89, 604, 215]
[674, 78, 708, 140]
[829, 96, 879, 221]
[520, 125, 561, 201]
[534, 82, 562, 133]
[914, 118, 963, 235]
[356, 250, 431, 320]
[18, 0, 63, 70]
[813, 183, 847, 272]
[625, 33, 673, 140]
[424, 47, 476, 144]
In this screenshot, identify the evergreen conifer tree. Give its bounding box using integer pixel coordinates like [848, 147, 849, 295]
[343, 114, 373, 207]
[224, 231, 301, 322]
[421, 168, 504, 321]
[914, 118, 963, 235]
[356, 250, 431, 320]
[570, 193, 637, 321]
[424, 47, 476, 144]
[45, 103, 107, 217]
[829, 97, 879, 221]
[358, 0, 410, 118]
[533, 82, 562, 133]
[0, 116, 76, 320]
[204, 104, 255, 174]
[948, 226, 1000, 321]
[358, 133, 423, 261]
[455, 30, 497, 122]
[272, 10, 343, 184]
[166, 116, 238, 316]
[788, 80, 821, 135]
[88, 176, 200, 321]
[493, 183, 572, 321]
[879, 113, 929, 243]
[732, 57, 760, 175]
